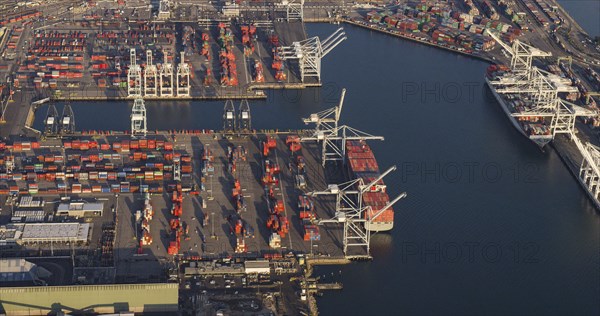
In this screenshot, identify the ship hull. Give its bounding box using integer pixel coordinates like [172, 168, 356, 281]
[485, 77, 553, 148]
[344, 140, 395, 233]
[365, 221, 393, 232]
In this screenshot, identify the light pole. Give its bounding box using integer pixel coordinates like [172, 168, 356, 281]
[211, 211, 216, 240]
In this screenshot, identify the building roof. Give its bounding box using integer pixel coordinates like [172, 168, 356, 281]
[244, 260, 270, 270]
[0, 283, 178, 315]
[184, 261, 244, 275]
[57, 202, 103, 213]
[21, 223, 90, 242]
[244, 260, 270, 274]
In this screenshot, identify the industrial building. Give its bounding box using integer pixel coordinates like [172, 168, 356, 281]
[183, 260, 271, 276]
[244, 260, 271, 274]
[184, 261, 245, 276]
[56, 201, 104, 217]
[19, 223, 90, 244]
[0, 283, 179, 315]
[0, 258, 51, 286]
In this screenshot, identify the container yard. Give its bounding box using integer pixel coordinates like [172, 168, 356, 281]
[0, 85, 404, 313]
[0, 124, 393, 259]
[348, 1, 520, 56]
[12, 21, 317, 100]
[0, 0, 348, 103]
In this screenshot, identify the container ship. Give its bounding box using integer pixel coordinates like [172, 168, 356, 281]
[345, 140, 394, 232]
[485, 64, 553, 148]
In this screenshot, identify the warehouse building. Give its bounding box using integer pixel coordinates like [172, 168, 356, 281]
[56, 201, 104, 217]
[0, 283, 179, 315]
[20, 223, 90, 243]
[244, 259, 270, 274]
[184, 260, 245, 276]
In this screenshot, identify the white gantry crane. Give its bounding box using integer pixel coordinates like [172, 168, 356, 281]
[308, 166, 407, 258]
[495, 67, 594, 137]
[158, 0, 171, 19]
[485, 31, 596, 138]
[44, 104, 59, 136]
[485, 29, 551, 80]
[301, 89, 383, 166]
[282, 0, 304, 21]
[304, 88, 345, 131]
[60, 103, 75, 135]
[131, 98, 147, 138]
[576, 137, 600, 206]
[238, 99, 251, 132]
[127, 48, 142, 97]
[176, 51, 190, 97]
[160, 51, 174, 97]
[223, 99, 236, 133]
[278, 28, 347, 83]
[144, 50, 158, 97]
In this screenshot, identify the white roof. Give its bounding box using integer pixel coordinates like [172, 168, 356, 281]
[57, 202, 104, 213]
[21, 223, 90, 241]
[244, 260, 270, 274]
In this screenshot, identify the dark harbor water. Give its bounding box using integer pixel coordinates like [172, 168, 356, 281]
[557, 0, 600, 37]
[33, 23, 600, 315]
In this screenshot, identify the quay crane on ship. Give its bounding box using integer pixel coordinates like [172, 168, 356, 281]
[44, 104, 59, 136]
[60, 103, 75, 135]
[484, 30, 595, 147]
[238, 100, 251, 133]
[484, 31, 600, 211]
[223, 100, 236, 133]
[300, 89, 407, 258]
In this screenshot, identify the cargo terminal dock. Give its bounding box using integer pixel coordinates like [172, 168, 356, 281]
[0, 0, 348, 104]
[0, 0, 599, 315]
[0, 86, 405, 314]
